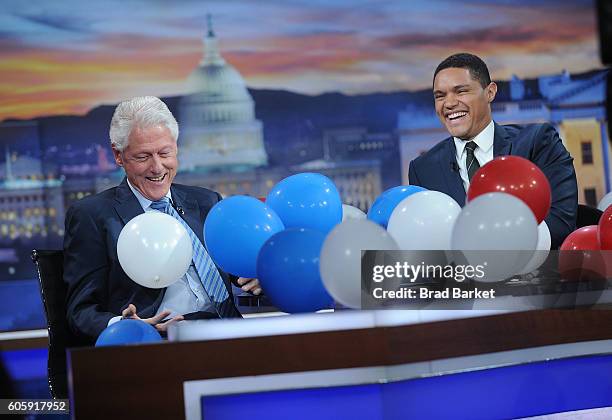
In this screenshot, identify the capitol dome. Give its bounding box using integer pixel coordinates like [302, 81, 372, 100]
[185, 64, 252, 105]
[182, 62, 255, 124]
[178, 16, 267, 170]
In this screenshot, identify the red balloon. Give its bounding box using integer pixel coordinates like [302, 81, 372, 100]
[467, 156, 551, 224]
[559, 226, 605, 282]
[560, 226, 600, 251]
[258, 197, 266, 203]
[598, 205, 612, 249]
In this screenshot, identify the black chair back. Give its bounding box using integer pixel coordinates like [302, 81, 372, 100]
[577, 204, 603, 228]
[32, 249, 85, 399]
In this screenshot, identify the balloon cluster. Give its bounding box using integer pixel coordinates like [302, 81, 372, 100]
[114, 156, 559, 316]
[320, 156, 555, 308]
[216, 156, 556, 309]
[363, 156, 552, 286]
[207, 173, 340, 313]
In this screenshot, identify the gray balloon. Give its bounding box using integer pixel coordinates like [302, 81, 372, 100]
[451, 193, 538, 283]
[320, 219, 399, 308]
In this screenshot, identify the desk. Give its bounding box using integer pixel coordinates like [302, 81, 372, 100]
[68, 309, 612, 419]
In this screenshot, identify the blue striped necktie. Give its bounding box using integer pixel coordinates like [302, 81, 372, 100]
[149, 197, 229, 303]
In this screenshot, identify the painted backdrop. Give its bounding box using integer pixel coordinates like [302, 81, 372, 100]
[0, 0, 607, 331]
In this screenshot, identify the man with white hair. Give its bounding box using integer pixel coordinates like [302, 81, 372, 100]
[64, 96, 261, 343]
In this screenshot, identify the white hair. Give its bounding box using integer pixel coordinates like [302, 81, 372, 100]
[109, 96, 179, 152]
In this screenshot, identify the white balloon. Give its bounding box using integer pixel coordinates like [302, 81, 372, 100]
[342, 204, 366, 221]
[320, 219, 398, 308]
[387, 191, 461, 250]
[517, 221, 552, 275]
[117, 212, 193, 289]
[451, 193, 538, 282]
[598, 191, 612, 211]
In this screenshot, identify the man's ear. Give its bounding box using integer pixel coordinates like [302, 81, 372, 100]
[111, 146, 123, 167]
[486, 82, 498, 103]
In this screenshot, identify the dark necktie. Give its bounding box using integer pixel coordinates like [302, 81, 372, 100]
[150, 197, 229, 303]
[465, 141, 480, 181]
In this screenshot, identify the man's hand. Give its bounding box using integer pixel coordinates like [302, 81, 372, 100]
[236, 278, 262, 295]
[121, 304, 184, 332]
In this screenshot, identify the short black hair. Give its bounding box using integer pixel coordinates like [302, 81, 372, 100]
[433, 53, 491, 88]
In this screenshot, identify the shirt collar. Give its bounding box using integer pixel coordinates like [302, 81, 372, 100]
[454, 120, 495, 159]
[126, 178, 172, 211]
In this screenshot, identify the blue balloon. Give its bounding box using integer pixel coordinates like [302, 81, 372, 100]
[257, 228, 333, 313]
[95, 319, 162, 347]
[205, 195, 284, 278]
[367, 185, 427, 228]
[266, 172, 342, 234]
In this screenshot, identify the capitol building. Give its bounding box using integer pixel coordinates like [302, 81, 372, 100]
[178, 17, 267, 170]
[170, 17, 382, 211]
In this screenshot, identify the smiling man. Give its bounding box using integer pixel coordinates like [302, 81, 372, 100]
[408, 53, 578, 249]
[112, 123, 178, 202]
[63, 96, 261, 343]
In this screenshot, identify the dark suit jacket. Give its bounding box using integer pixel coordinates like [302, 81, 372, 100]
[63, 179, 240, 343]
[408, 122, 578, 249]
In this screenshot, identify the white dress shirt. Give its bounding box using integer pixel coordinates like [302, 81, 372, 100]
[108, 181, 213, 326]
[453, 120, 495, 192]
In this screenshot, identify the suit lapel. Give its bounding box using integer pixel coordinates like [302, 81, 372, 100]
[171, 186, 205, 245]
[493, 123, 512, 157]
[439, 138, 467, 206]
[113, 178, 144, 225]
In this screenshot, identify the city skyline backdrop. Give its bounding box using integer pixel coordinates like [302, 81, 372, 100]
[1, 0, 602, 121]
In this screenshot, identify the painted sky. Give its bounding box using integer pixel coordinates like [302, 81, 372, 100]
[0, 0, 601, 120]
